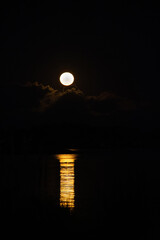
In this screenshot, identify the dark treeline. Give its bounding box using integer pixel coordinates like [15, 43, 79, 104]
[0, 123, 159, 154]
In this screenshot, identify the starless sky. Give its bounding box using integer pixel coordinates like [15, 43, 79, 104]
[0, 1, 160, 103]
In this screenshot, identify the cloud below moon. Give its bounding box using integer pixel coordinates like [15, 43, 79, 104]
[0, 81, 140, 128]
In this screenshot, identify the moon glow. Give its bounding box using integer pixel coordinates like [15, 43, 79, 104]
[60, 72, 74, 86]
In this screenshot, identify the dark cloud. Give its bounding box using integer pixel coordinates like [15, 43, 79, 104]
[0, 82, 48, 113]
[0, 81, 138, 128]
[25, 81, 59, 112]
[40, 87, 84, 112]
[0, 83, 49, 127]
[86, 91, 136, 116]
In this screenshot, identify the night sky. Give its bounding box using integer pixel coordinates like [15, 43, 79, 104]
[0, 1, 160, 145]
[1, 1, 159, 95]
[1, 3, 160, 238]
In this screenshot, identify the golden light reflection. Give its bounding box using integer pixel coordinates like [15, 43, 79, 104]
[56, 154, 77, 210]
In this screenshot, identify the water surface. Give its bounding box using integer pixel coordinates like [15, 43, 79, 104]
[0, 149, 160, 238]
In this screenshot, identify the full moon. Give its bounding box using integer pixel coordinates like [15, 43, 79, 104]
[60, 72, 74, 86]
